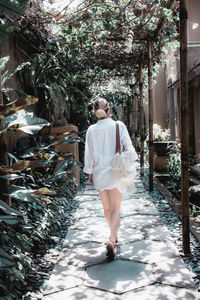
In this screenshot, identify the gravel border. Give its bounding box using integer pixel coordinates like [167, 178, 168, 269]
[141, 167, 200, 292]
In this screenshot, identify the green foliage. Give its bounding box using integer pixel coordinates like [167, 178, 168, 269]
[191, 205, 200, 218]
[0, 59, 80, 299]
[167, 141, 181, 193]
[152, 124, 170, 141]
[0, 131, 79, 298]
[0, 0, 30, 45]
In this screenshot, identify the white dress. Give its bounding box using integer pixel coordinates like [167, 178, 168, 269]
[83, 118, 138, 192]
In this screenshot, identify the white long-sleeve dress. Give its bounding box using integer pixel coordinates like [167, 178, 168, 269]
[83, 118, 138, 192]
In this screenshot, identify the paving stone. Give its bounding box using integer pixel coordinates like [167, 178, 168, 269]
[84, 184, 96, 191]
[57, 242, 108, 267]
[74, 207, 104, 219]
[123, 193, 152, 202]
[116, 227, 145, 245]
[43, 265, 84, 295]
[119, 240, 179, 263]
[88, 226, 145, 245]
[137, 205, 159, 215]
[122, 283, 199, 300]
[85, 260, 155, 294]
[70, 216, 108, 232]
[78, 199, 102, 210]
[43, 286, 120, 300]
[122, 196, 153, 205]
[120, 214, 163, 229]
[121, 203, 158, 217]
[83, 189, 99, 196]
[153, 257, 197, 289]
[75, 194, 98, 203]
[144, 225, 174, 241]
[62, 229, 93, 247]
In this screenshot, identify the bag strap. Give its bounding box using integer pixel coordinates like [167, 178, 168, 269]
[116, 122, 121, 154]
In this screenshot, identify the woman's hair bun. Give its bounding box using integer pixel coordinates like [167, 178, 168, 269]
[95, 108, 107, 119]
[93, 97, 109, 119]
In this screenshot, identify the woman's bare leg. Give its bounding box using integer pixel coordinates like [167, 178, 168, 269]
[98, 190, 111, 230]
[108, 188, 122, 243]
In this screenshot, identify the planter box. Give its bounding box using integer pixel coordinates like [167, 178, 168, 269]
[147, 141, 174, 156]
[146, 153, 169, 171]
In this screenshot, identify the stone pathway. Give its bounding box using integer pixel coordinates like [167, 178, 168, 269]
[42, 174, 199, 300]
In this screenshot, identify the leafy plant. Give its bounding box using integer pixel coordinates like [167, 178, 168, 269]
[0, 57, 80, 299]
[167, 141, 181, 194]
[152, 124, 170, 141]
[0, 0, 30, 46]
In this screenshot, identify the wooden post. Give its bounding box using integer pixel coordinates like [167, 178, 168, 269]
[180, 0, 190, 254]
[139, 62, 144, 176]
[148, 40, 154, 191]
[127, 96, 130, 132]
[0, 75, 11, 205]
[131, 86, 138, 149]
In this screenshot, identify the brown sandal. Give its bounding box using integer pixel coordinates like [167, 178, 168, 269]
[106, 240, 115, 259]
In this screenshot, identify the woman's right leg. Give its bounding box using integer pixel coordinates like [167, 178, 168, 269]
[107, 188, 122, 243]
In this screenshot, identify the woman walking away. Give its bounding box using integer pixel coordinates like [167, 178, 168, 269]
[83, 98, 138, 259]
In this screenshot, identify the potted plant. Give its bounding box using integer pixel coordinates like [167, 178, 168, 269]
[146, 124, 174, 171]
[152, 124, 172, 156]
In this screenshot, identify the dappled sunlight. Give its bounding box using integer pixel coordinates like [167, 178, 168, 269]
[44, 264, 84, 295]
[58, 242, 109, 268]
[62, 229, 93, 247]
[74, 194, 98, 203]
[43, 286, 119, 300]
[120, 214, 162, 229]
[153, 257, 197, 289]
[122, 284, 198, 300]
[119, 240, 179, 264]
[144, 225, 173, 241]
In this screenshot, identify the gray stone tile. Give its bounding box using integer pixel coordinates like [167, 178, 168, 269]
[43, 265, 84, 295]
[83, 189, 99, 196]
[120, 214, 163, 229]
[119, 240, 180, 263]
[78, 199, 102, 210]
[88, 226, 145, 245]
[144, 225, 174, 241]
[85, 260, 155, 294]
[43, 286, 120, 300]
[75, 194, 98, 203]
[153, 257, 197, 289]
[137, 205, 159, 215]
[74, 207, 104, 219]
[122, 284, 199, 300]
[70, 217, 108, 232]
[57, 242, 108, 267]
[84, 184, 96, 191]
[120, 203, 158, 217]
[123, 193, 150, 201]
[116, 227, 145, 245]
[62, 229, 93, 247]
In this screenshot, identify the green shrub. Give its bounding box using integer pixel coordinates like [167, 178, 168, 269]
[167, 141, 181, 193]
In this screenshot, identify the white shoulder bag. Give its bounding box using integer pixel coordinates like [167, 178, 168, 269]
[111, 122, 136, 194]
